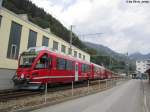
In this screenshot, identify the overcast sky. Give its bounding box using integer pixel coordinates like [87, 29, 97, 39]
[30, 0, 150, 54]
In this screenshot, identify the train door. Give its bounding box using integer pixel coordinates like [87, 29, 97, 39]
[75, 63, 79, 81]
[32, 54, 51, 82]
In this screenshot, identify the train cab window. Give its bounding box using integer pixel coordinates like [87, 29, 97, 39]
[35, 55, 50, 69]
[20, 55, 36, 68]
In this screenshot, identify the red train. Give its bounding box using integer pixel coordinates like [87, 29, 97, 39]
[13, 47, 113, 89]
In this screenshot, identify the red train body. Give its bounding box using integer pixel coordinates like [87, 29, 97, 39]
[13, 47, 113, 89]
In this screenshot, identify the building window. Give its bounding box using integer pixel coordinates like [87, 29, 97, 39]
[61, 45, 66, 53]
[42, 36, 49, 47]
[27, 30, 37, 48]
[83, 55, 85, 60]
[68, 48, 72, 55]
[74, 51, 77, 57]
[79, 53, 81, 58]
[53, 41, 58, 51]
[0, 15, 2, 27]
[7, 21, 22, 59]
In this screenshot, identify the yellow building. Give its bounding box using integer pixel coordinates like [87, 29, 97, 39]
[0, 7, 90, 89]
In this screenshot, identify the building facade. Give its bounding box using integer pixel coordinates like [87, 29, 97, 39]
[0, 7, 90, 90]
[136, 59, 150, 74]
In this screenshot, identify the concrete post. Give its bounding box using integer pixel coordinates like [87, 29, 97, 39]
[44, 83, 47, 103]
[88, 80, 90, 93]
[72, 81, 74, 96]
[99, 80, 101, 89]
[106, 79, 107, 88]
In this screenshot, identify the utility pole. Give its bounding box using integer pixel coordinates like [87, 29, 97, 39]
[109, 56, 112, 69]
[78, 33, 103, 41]
[70, 25, 74, 49]
[126, 52, 129, 76]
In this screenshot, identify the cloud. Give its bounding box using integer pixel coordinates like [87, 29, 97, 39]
[30, 0, 150, 54]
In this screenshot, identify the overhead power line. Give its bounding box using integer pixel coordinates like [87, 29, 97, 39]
[77, 33, 103, 37]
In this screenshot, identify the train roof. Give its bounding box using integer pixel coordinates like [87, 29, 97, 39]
[23, 47, 91, 65]
[91, 63, 105, 69]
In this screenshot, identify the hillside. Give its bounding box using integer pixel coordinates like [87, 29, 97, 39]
[84, 42, 128, 62]
[84, 42, 136, 72]
[129, 52, 150, 60]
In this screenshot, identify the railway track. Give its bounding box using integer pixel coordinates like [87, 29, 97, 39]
[0, 90, 41, 102]
[0, 80, 108, 102]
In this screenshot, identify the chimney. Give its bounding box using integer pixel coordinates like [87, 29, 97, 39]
[44, 28, 51, 33]
[18, 14, 28, 21]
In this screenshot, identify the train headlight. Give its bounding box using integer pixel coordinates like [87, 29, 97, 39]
[20, 74, 24, 79]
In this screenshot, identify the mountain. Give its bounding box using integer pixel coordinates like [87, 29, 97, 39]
[129, 52, 150, 60]
[84, 42, 128, 62]
[84, 42, 136, 72]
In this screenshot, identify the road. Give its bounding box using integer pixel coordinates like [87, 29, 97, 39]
[31, 80, 145, 112]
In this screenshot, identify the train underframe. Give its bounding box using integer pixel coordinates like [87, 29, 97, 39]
[12, 75, 44, 90]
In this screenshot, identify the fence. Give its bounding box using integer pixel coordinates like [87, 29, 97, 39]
[43, 76, 130, 104]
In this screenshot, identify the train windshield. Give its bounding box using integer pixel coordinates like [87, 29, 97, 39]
[19, 55, 37, 68]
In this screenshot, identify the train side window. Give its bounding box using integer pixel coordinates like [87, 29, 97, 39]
[81, 64, 85, 72]
[57, 58, 66, 70]
[66, 60, 73, 70]
[35, 54, 50, 69]
[82, 64, 90, 72]
[86, 65, 90, 72]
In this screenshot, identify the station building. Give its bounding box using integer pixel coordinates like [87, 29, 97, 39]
[0, 6, 90, 90]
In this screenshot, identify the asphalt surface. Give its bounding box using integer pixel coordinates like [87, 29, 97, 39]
[0, 69, 15, 90]
[142, 80, 150, 112]
[31, 80, 145, 112]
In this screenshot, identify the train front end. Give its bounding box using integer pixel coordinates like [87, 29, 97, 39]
[12, 49, 43, 90]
